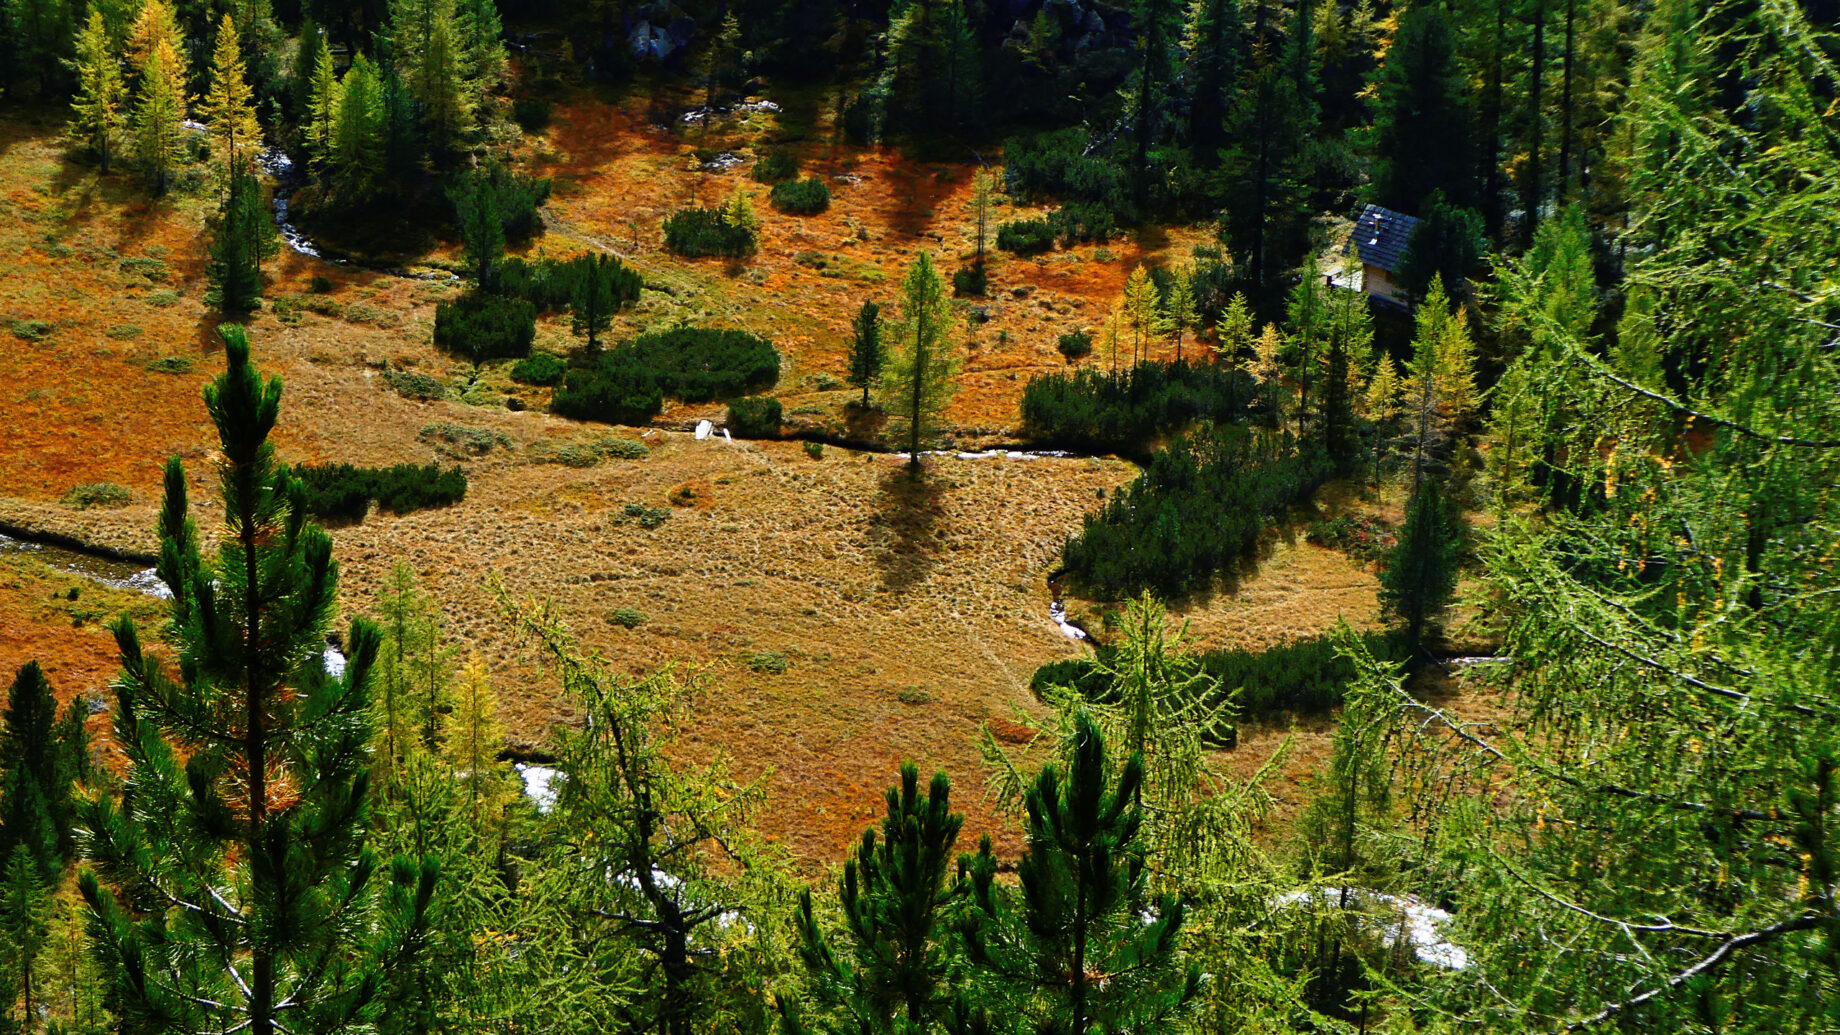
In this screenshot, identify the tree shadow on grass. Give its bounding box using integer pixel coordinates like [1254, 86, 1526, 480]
[869, 465, 947, 596]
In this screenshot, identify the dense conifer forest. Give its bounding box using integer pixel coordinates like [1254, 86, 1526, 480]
[1, 0, 1838, 1029]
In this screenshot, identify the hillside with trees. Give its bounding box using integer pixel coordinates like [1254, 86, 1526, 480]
[0, 0, 1837, 1029]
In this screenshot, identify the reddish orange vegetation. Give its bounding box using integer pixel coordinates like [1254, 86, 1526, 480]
[0, 92, 1392, 866]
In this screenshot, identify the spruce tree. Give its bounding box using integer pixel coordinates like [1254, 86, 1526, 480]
[77, 326, 437, 1035]
[0, 847, 52, 1032]
[1368, 3, 1477, 213]
[569, 253, 622, 353]
[1379, 476, 1460, 651]
[848, 300, 884, 409]
[450, 170, 505, 289]
[209, 168, 275, 313]
[68, 10, 124, 171]
[1, 662, 69, 874]
[879, 254, 959, 471]
[964, 710, 1198, 1034]
[784, 764, 966, 1033]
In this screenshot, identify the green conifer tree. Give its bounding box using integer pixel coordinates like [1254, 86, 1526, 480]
[569, 253, 623, 353]
[130, 39, 185, 194]
[1, 662, 69, 874]
[784, 763, 966, 1032]
[848, 300, 884, 409]
[450, 170, 505, 289]
[329, 53, 386, 199]
[77, 326, 437, 1035]
[1379, 476, 1460, 652]
[964, 710, 1199, 1034]
[67, 10, 124, 171]
[208, 168, 275, 313]
[879, 254, 960, 470]
[0, 847, 52, 1032]
[1368, 3, 1477, 213]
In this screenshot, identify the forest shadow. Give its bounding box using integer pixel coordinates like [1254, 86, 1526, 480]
[869, 465, 947, 596]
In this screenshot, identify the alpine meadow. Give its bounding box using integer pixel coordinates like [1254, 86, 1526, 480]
[2, 0, 1839, 1031]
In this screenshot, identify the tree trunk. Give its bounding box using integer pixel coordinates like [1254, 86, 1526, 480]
[1524, 0, 1547, 244]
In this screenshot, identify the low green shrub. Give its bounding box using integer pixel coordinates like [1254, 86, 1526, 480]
[118, 256, 170, 281]
[293, 463, 467, 522]
[1062, 427, 1333, 599]
[382, 369, 450, 402]
[727, 396, 782, 437]
[500, 253, 642, 312]
[1307, 514, 1396, 563]
[145, 290, 181, 308]
[751, 148, 798, 183]
[996, 218, 1056, 255]
[608, 607, 646, 628]
[1056, 330, 1093, 362]
[743, 649, 790, 674]
[9, 319, 53, 341]
[418, 422, 513, 457]
[663, 205, 758, 258]
[107, 325, 144, 340]
[551, 328, 779, 424]
[619, 501, 670, 529]
[513, 97, 552, 132]
[770, 176, 831, 214]
[952, 262, 988, 297]
[1021, 360, 1258, 453]
[61, 482, 132, 509]
[145, 355, 192, 374]
[510, 352, 568, 386]
[803, 440, 823, 460]
[434, 293, 536, 362]
[1031, 630, 1405, 727]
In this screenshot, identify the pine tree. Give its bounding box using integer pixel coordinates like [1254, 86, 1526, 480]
[1184, 0, 1245, 162]
[1368, 2, 1477, 213]
[0, 847, 52, 1033]
[1395, 190, 1487, 299]
[1218, 56, 1317, 313]
[130, 39, 186, 194]
[450, 170, 505, 289]
[198, 14, 262, 185]
[1, 662, 68, 874]
[68, 10, 124, 171]
[77, 326, 437, 1035]
[1379, 476, 1460, 651]
[784, 763, 967, 1032]
[6, 0, 73, 95]
[964, 710, 1198, 1034]
[848, 300, 884, 409]
[454, 0, 505, 87]
[208, 167, 275, 313]
[569, 253, 623, 353]
[879, 253, 960, 471]
[1284, 255, 1329, 436]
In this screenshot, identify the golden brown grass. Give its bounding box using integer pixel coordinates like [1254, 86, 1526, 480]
[0, 97, 1403, 865]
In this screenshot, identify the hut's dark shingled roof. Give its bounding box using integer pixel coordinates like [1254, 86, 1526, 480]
[1346, 204, 1419, 273]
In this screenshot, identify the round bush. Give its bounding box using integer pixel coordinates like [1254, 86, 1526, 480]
[770, 176, 831, 215]
[751, 148, 798, 183]
[727, 396, 782, 437]
[997, 218, 1056, 255]
[511, 351, 568, 386]
[434, 294, 536, 362]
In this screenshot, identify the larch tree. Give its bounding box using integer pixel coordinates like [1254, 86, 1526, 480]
[77, 326, 437, 1035]
[68, 10, 124, 171]
[124, 0, 182, 91]
[1123, 264, 1168, 368]
[304, 33, 337, 167]
[329, 53, 386, 199]
[1166, 265, 1198, 364]
[130, 39, 186, 194]
[879, 253, 960, 471]
[440, 655, 509, 831]
[198, 13, 262, 185]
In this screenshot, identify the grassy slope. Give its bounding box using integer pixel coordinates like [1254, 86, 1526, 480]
[0, 93, 1385, 863]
